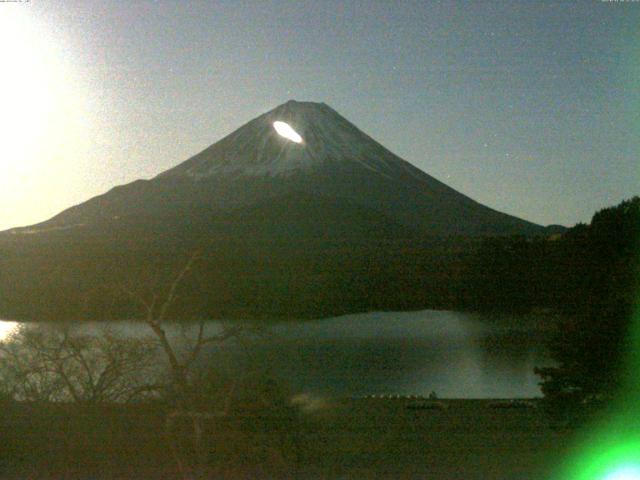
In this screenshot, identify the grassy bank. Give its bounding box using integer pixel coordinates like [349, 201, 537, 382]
[0, 398, 574, 479]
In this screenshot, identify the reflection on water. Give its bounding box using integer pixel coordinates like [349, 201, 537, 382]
[0, 310, 553, 398]
[0, 321, 19, 341]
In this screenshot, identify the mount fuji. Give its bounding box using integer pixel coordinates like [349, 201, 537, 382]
[0, 101, 559, 321]
[14, 100, 547, 237]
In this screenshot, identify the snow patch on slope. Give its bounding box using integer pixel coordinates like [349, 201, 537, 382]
[160, 100, 417, 180]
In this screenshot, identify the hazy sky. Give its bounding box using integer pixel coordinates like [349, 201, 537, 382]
[1, 0, 638, 231]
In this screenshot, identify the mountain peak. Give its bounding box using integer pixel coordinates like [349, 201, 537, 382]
[159, 100, 401, 179]
[278, 99, 329, 110]
[262, 99, 340, 128]
[282, 98, 324, 106]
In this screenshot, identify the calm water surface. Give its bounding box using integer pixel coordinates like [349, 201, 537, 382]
[0, 310, 553, 398]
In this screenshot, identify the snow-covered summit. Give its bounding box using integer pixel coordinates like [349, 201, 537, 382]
[159, 100, 419, 179]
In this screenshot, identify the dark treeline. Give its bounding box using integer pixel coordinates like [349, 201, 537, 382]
[468, 196, 639, 317]
[530, 197, 639, 417]
[0, 198, 637, 322]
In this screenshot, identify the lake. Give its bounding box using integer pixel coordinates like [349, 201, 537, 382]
[0, 309, 553, 399]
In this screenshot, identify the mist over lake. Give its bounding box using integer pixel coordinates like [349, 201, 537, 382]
[1, 310, 552, 399]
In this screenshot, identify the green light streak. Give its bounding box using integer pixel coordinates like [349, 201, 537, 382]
[559, 299, 640, 479]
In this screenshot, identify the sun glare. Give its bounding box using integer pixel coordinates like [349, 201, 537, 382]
[603, 466, 640, 480]
[0, 321, 19, 342]
[0, 8, 59, 165]
[0, 6, 89, 229]
[273, 121, 303, 143]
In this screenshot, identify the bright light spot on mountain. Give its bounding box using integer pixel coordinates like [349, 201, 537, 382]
[603, 466, 640, 480]
[273, 121, 303, 143]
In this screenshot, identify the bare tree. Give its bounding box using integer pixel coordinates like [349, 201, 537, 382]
[0, 324, 160, 404]
[121, 251, 247, 479]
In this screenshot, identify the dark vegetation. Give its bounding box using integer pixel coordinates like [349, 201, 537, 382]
[1, 199, 636, 324]
[0, 232, 477, 321]
[469, 197, 639, 315]
[0, 397, 571, 479]
[534, 197, 640, 422]
[0, 320, 301, 479]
